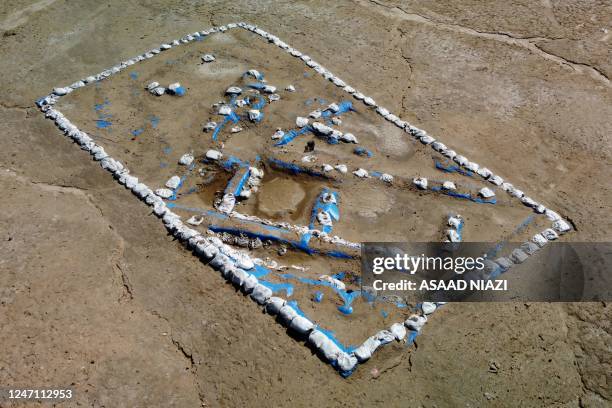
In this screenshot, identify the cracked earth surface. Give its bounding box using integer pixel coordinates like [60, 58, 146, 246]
[1, 1, 610, 407]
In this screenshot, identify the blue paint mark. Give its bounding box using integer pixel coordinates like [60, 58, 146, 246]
[354, 147, 373, 158]
[431, 186, 496, 204]
[171, 86, 186, 96]
[131, 128, 144, 137]
[274, 101, 354, 146]
[129, 71, 138, 80]
[305, 99, 313, 106]
[313, 291, 323, 302]
[225, 167, 251, 196]
[268, 157, 328, 178]
[381, 310, 389, 318]
[148, 115, 160, 129]
[160, 162, 168, 168]
[251, 265, 271, 279]
[96, 120, 112, 129]
[435, 160, 473, 177]
[308, 189, 339, 237]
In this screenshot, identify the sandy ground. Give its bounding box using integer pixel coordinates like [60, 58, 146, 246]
[0, 1, 610, 407]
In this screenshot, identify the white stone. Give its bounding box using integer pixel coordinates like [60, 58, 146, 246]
[165, 176, 181, 189]
[218, 105, 232, 115]
[250, 284, 272, 304]
[201, 54, 215, 62]
[442, 181, 456, 190]
[553, 219, 571, 233]
[380, 173, 393, 183]
[178, 153, 194, 166]
[353, 168, 369, 178]
[354, 337, 381, 362]
[155, 188, 173, 199]
[187, 215, 204, 226]
[390, 323, 407, 341]
[151, 87, 166, 96]
[340, 133, 358, 143]
[217, 193, 235, 213]
[263, 85, 276, 94]
[312, 122, 333, 135]
[248, 109, 261, 121]
[489, 175, 503, 186]
[309, 110, 322, 119]
[542, 228, 559, 241]
[265, 297, 286, 315]
[328, 103, 340, 113]
[226, 86, 242, 94]
[289, 316, 314, 336]
[532, 233, 548, 247]
[168, 82, 182, 92]
[510, 248, 529, 264]
[206, 150, 223, 160]
[334, 164, 348, 174]
[404, 314, 427, 331]
[230, 126, 243, 133]
[479, 187, 496, 199]
[413, 177, 428, 190]
[296, 116, 309, 127]
[337, 353, 358, 372]
[146, 81, 160, 91]
[268, 94, 280, 102]
[322, 164, 334, 172]
[278, 305, 299, 326]
[271, 129, 285, 140]
[285, 85, 295, 92]
[421, 302, 437, 314]
[363, 97, 376, 106]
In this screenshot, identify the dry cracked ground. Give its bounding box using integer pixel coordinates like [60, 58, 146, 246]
[0, 1, 610, 407]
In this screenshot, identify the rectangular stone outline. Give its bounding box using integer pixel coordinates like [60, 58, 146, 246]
[35, 22, 573, 376]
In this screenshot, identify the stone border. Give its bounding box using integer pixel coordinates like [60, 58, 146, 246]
[35, 22, 573, 376]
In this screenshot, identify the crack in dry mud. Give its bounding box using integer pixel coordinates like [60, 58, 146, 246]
[363, 0, 610, 86]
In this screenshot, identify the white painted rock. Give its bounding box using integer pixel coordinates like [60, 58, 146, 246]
[187, 215, 204, 226]
[309, 110, 322, 119]
[479, 187, 496, 199]
[248, 109, 261, 121]
[377, 174, 392, 184]
[312, 122, 333, 135]
[390, 323, 407, 340]
[250, 284, 273, 304]
[226, 86, 242, 94]
[340, 133, 358, 143]
[337, 353, 358, 372]
[289, 316, 314, 336]
[363, 97, 376, 106]
[201, 54, 215, 62]
[296, 116, 309, 127]
[404, 314, 427, 331]
[218, 105, 232, 115]
[447, 229, 461, 242]
[413, 177, 428, 190]
[272, 129, 285, 140]
[151, 87, 166, 96]
[165, 176, 181, 189]
[443, 181, 456, 190]
[265, 297, 286, 315]
[146, 81, 160, 91]
[155, 188, 173, 199]
[206, 149, 223, 160]
[178, 153, 194, 166]
[335, 164, 348, 174]
[353, 168, 369, 178]
[421, 302, 437, 314]
[285, 84, 295, 92]
[217, 193, 235, 213]
[268, 94, 280, 102]
[322, 164, 334, 172]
